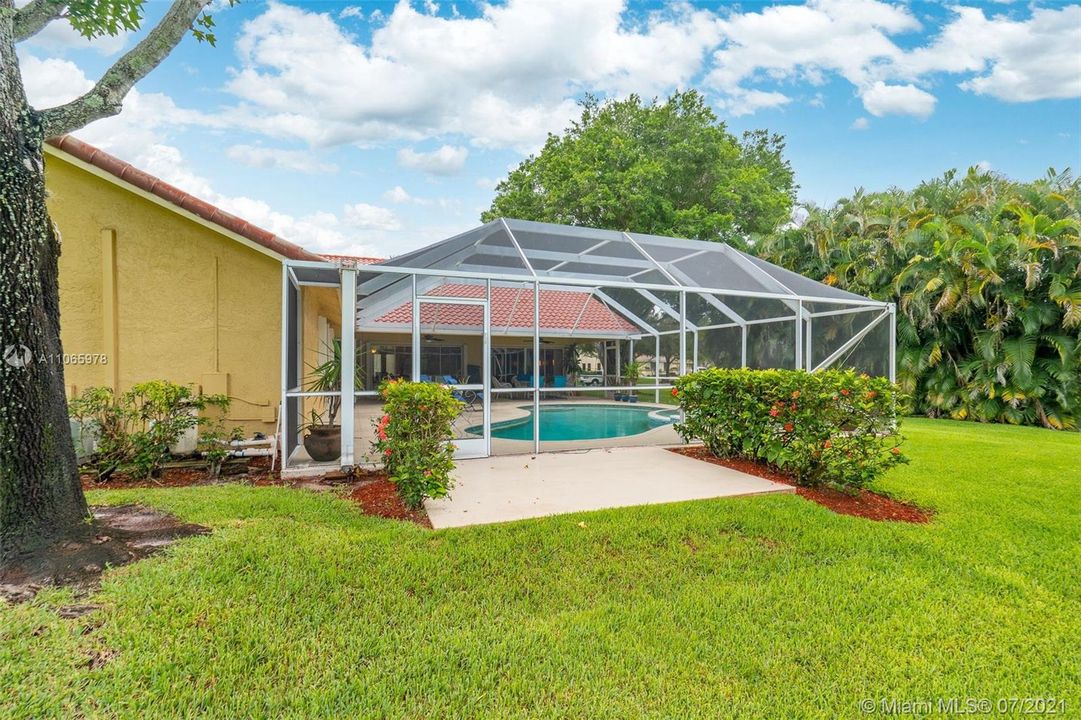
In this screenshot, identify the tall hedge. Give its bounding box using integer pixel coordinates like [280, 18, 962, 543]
[673, 369, 906, 491]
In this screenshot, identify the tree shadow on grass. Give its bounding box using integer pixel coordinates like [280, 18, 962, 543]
[0, 504, 209, 606]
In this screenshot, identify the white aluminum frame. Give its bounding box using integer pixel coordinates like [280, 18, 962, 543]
[412, 288, 491, 459]
[280, 221, 895, 470]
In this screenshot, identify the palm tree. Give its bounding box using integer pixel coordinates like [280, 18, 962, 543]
[756, 167, 1081, 429]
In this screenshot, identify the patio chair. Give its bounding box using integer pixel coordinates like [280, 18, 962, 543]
[491, 375, 511, 396]
[446, 387, 473, 409]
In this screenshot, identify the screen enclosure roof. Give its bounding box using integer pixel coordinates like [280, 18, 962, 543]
[284, 219, 888, 339]
[367, 218, 876, 305]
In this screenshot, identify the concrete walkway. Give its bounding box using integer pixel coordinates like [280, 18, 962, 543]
[424, 446, 793, 529]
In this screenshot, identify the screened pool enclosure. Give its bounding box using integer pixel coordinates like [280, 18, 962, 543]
[282, 219, 895, 471]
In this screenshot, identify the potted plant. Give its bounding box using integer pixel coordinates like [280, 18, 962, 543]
[621, 360, 642, 402]
[303, 338, 364, 462]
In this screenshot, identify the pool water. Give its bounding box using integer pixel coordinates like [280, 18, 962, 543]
[471, 404, 680, 442]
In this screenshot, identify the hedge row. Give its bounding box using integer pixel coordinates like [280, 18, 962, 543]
[672, 369, 906, 491]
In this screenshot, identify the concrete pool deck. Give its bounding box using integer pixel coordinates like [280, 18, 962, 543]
[424, 445, 794, 528]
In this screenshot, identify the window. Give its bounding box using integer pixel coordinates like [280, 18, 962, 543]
[421, 344, 464, 380]
[493, 347, 529, 381]
[366, 344, 464, 387]
[492, 347, 566, 385]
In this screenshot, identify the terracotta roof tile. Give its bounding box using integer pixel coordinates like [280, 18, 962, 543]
[321, 254, 384, 266]
[46, 135, 324, 262]
[375, 284, 639, 334]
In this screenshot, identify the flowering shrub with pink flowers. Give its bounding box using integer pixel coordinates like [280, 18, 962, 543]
[373, 379, 463, 509]
[673, 368, 906, 491]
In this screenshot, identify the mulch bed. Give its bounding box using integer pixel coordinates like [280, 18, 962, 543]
[669, 446, 931, 524]
[81, 456, 279, 490]
[347, 476, 432, 528]
[1, 504, 210, 604]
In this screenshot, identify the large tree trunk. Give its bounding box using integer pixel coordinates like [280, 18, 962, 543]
[0, 5, 89, 561]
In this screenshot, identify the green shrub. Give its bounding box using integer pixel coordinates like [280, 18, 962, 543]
[68, 381, 229, 481]
[198, 419, 244, 479]
[69, 387, 134, 482]
[673, 369, 907, 491]
[373, 379, 463, 509]
[125, 381, 229, 479]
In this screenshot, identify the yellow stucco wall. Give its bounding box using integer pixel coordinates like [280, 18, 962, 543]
[46, 151, 282, 433]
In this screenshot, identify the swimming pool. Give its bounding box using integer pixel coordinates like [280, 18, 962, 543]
[470, 404, 680, 442]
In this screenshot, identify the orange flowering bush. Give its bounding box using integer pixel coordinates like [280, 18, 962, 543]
[673, 369, 907, 491]
[373, 379, 463, 509]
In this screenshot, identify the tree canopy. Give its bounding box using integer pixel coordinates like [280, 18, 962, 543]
[756, 168, 1081, 430]
[482, 91, 796, 247]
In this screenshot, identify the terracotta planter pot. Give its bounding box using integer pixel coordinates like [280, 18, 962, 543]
[303, 425, 341, 462]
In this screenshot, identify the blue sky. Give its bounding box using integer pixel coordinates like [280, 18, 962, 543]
[18, 0, 1081, 258]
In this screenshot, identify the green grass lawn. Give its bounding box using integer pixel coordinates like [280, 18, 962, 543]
[3, 419, 1079, 718]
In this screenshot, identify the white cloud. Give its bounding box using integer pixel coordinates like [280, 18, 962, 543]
[850, 117, 870, 130]
[343, 203, 401, 231]
[216, 196, 383, 256]
[705, 1, 1079, 119]
[339, 6, 363, 20]
[17, 54, 93, 109]
[20, 51, 223, 160]
[397, 145, 469, 175]
[860, 81, 936, 118]
[707, 0, 919, 92]
[704, 0, 941, 117]
[225, 0, 723, 150]
[73, 89, 227, 165]
[225, 144, 338, 174]
[957, 8, 1081, 102]
[383, 185, 414, 203]
[975, 160, 992, 172]
[899, 6, 1081, 102]
[717, 88, 791, 117]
